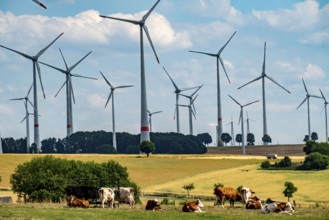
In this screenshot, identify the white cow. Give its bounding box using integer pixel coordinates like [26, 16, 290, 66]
[99, 187, 115, 208]
[261, 201, 295, 215]
[240, 186, 255, 205]
[114, 187, 135, 208]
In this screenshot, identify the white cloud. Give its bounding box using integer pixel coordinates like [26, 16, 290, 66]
[300, 30, 329, 45]
[302, 64, 325, 80]
[86, 94, 106, 108]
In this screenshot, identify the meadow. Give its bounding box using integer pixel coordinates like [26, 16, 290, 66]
[0, 154, 329, 219]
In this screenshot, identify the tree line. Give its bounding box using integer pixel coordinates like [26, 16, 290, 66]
[0, 131, 211, 154]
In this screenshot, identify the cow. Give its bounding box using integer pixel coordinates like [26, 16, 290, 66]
[214, 187, 242, 208]
[145, 199, 162, 211]
[99, 187, 115, 208]
[240, 186, 255, 204]
[245, 196, 262, 209]
[67, 195, 90, 208]
[261, 201, 295, 215]
[182, 199, 205, 213]
[114, 187, 135, 208]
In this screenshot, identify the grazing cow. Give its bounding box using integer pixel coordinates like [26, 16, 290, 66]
[261, 201, 295, 215]
[245, 196, 262, 209]
[67, 195, 90, 208]
[114, 187, 135, 208]
[145, 199, 162, 211]
[99, 187, 115, 208]
[240, 186, 255, 204]
[182, 199, 205, 213]
[214, 187, 242, 208]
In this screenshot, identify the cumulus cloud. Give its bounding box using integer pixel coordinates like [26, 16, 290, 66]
[302, 63, 325, 80]
[300, 30, 329, 45]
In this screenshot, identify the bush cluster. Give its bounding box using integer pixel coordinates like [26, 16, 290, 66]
[260, 156, 292, 169]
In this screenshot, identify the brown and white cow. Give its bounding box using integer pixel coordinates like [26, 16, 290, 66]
[261, 201, 295, 215]
[182, 199, 205, 213]
[245, 196, 262, 209]
[67, 195, 90, 208]
[114, 187, 135, 208]
[99, 187, 115, 208]
[145, 199, 162, 211]
[240, 186, 255, 205]
[214, 187, 242, 208]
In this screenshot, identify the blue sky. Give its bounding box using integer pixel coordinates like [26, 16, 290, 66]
[0, 0, 328, 145]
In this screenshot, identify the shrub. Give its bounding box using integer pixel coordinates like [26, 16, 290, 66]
[299, 152, 329, 170]
[283, 181, 298, 201]
[260, 160, 271, 169]
[277, 156, 292, 168]
[140, 141, 155, 157]
[311, 142, 329, 156]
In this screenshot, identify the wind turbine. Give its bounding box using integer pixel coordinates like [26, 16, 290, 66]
[100, 0, 161, 144]
[245, 111, 255, 134]
[10, 84, 34, 153]
[39, 49, 96, 137]
[32, 0, 47, 9]
[100, 71, 133, 151]
[189, 31, 236, 146]
[163, 66, 199, 133]
[180, 84, 204, 114]
[296, 79, 322, 141]
[148, 110, 162, 133]
[228, 95, 259, 155]
[225, 117, 235, 146]
[0, 33, 64, 153]
[320, 89, 328, 142]
[238, 42, 290, 145]
[179, 95, 198, 135]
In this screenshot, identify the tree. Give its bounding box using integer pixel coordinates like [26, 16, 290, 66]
[260, 160, 271, 169]
[283, 181, 297, 201]
[262, 134, 272, 144]
[221, 133, 231, 146]
[140, 140, 155, 157]
[247, 133, 255, 145]
[303, 140, 316, 155]
[311, 132, 318, 141]
[299, 152, 329, 170]
[235, 134, 242, 145]
[213, 183, 224, 188]
[182, 183, 195, 198]
[196, 133, 212, 146]
[303, 135, 309, 142]
[277, 156, 292, 168]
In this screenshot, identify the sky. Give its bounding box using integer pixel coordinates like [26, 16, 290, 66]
[0, 0, 328, 146]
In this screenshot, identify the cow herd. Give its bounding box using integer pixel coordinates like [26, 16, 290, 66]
[66, 185, 295, 215]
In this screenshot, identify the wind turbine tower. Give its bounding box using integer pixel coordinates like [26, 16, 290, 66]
[40, 49, 96, 137]
[238, 42, 290, 145]
[189, 31, 236, 146]
[228, 95, 259, 155]
[100, 0, 161, 144]
[179, 94, 198, 135]
[100, 71, 133, 150]
[320, 89, 328, 142]
[226, 117, 235, 146]
[296, 79, 322, 141]
[148, 110, 162, 133]
[0, 33, 63, 153]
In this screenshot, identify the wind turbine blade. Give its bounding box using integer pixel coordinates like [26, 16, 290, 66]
[237, 76, 263, 90]
[192, 108, 196, 120]
[142, 0, 161, 21]
[243, 100, 260, 108]
[99, 71, 113, 88]
[238, 110, 242, 125]
[36, 62, 46, 99]
[152, 111, 162, 115]
[179, 93, 190, 99]
[115, 85, 134, 89]
[191, 84, 204, 97]
[143, 25, 160, 64]
[69, 51, 92, 72]
[178, 104, 188, 107]
[10, 98, 24, 101]
[219, 57, 231, 83]
[321, 105, 326, 115]
[36, 32, 64, 58]
[192, 94, 198, 104]
[181, 85, 201, 92]
[302, 78, 308, 94]
[27, 83, 33, 97]
[188, 50, 216, 57]
[55, 81, 66, 98]
[32, 0, 47, 9]
[105, 92, 113, 108]
[266, 75, 291, 94]
[27, 99, 35, 110]
[59, 49, 69, 70]
[310, 94, 322, 99]
[20, 116, 27, 124]
[99, 15, 140, 25]
[71, 73, 98, 80]
[262, 42, 266, 74]
[69, 77, 76, 104]
[163, 66, 179, 91]
[228, 94, 241, 107]
[39, 61, 67, 74]
[297, 97, 307, 109]
[320, 89, 326, 101]
[0, 45, 32, 60]
[218, 31, 237, 54]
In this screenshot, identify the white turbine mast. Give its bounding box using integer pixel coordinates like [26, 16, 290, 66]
[179, 94, 198, 135]
[320, 89, 328, 142]
[39, 49, 96, 137]
[100, 71, 133, 151]
[0, 33, 64, 153]
[228, 94, 259, 155]
[100, 0, 161, 144]
[148, 110, 162, 133]
[296, 79, 322, 141]
[189, 31, 236, 146]
[238, 42, 291, 145]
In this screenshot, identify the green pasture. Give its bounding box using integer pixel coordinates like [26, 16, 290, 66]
[0, 154, 329, 205]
